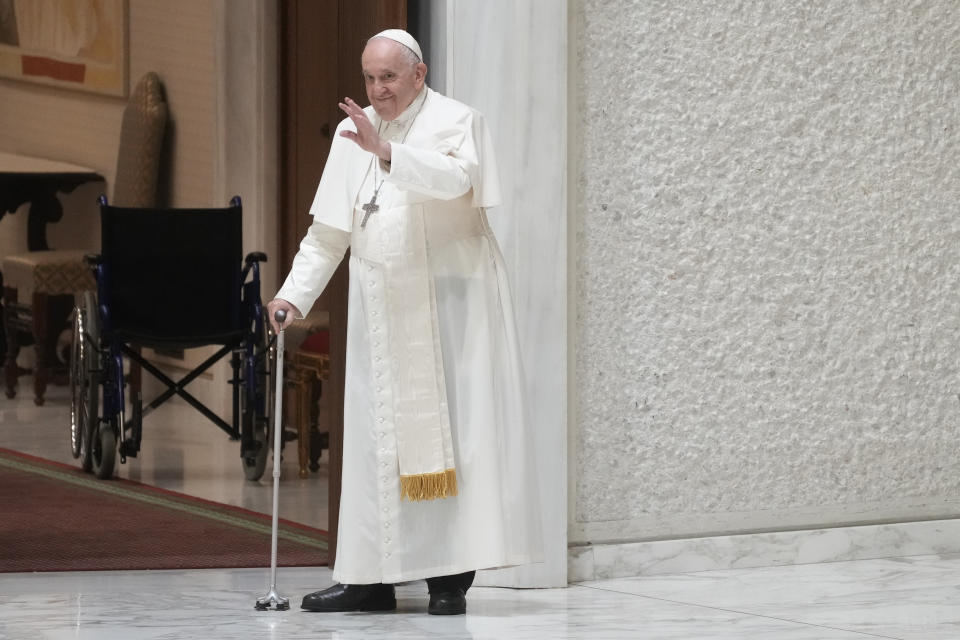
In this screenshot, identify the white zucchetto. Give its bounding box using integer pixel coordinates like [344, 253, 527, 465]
[371, 28, 423, 62]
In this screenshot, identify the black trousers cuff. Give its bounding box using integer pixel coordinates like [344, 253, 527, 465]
[425, 570, 476, 594]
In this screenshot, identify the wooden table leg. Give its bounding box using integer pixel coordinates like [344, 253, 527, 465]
[302, 375, 314, 478]
[3, 287, 24, 399]
[3, 307, 19, 399]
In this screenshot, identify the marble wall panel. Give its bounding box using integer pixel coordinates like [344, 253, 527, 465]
[569, 519, 960, 581]
[440, 0, 568, 587]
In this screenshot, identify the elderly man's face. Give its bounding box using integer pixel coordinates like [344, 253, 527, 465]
[361, 38, 426, 122]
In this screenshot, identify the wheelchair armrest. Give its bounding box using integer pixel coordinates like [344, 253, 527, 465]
[245, 252, 268, 265]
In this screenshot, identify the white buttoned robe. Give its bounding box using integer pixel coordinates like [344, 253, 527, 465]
[276, 87, 542, 584]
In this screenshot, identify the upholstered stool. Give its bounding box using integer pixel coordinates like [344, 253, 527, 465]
[2, 249, 95, 404]
[283, 312, 331, 478]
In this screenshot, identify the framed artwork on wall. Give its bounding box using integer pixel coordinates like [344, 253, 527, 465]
[0, 0, 127, 97]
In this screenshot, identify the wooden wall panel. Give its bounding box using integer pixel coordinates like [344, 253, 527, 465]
[279, 0, 406, 572]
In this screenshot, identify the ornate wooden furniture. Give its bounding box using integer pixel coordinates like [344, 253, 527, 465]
[282, 312, 331, 478]
[2, 72, 167, 404]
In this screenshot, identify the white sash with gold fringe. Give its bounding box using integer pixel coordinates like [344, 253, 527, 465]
[377, 205, 458, 501]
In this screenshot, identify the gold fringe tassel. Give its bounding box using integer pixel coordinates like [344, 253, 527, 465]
[399, 468, 458, 501]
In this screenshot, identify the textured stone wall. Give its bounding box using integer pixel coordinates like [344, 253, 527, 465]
[573, 0, 960, 544]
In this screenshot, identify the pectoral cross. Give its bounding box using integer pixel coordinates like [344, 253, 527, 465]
[361, 194, 379, 229]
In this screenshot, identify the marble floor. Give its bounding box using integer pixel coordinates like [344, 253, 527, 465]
[1, 554, 959, 639]
[2, 379, 959, 638]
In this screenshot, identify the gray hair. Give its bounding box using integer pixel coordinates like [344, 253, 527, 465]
[369, 36, 421, 68]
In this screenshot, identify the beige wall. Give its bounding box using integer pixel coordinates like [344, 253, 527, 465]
[0, 0, 227, 403]
[0, 0, 216, 246]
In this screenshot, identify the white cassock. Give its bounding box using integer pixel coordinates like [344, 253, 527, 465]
[276, 86, 542, 584]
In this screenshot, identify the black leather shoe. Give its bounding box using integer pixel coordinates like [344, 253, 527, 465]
[427, 589, 466, 615]
[301, 583, 396, 612]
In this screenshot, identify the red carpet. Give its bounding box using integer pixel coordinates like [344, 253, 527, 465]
[0, 447, 328, 572]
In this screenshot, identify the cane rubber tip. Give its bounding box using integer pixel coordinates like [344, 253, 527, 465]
[274, 309, 287, 324]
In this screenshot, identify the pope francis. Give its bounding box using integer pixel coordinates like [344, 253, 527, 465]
[267, 29, 541, 616]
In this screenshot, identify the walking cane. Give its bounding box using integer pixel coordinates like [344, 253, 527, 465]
[255, 308, 290, 611]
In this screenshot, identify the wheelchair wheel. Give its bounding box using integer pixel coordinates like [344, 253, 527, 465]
[90, 418, 117, 479]
[241, 425, 268, 481]
[73, 292, 100, 473]
[69, 303, 90, 459]
[240, 313, 274, 481]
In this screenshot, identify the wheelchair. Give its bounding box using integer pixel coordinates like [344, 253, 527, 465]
[69, 196, 276, 480]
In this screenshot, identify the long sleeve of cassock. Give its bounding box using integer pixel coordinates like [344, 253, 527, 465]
[385, 141, 472, 201]
[384, 108, 501, 207]
[274, 218, 350, 318]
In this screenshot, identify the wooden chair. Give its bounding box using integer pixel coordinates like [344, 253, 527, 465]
[3, 72, 167, 404]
